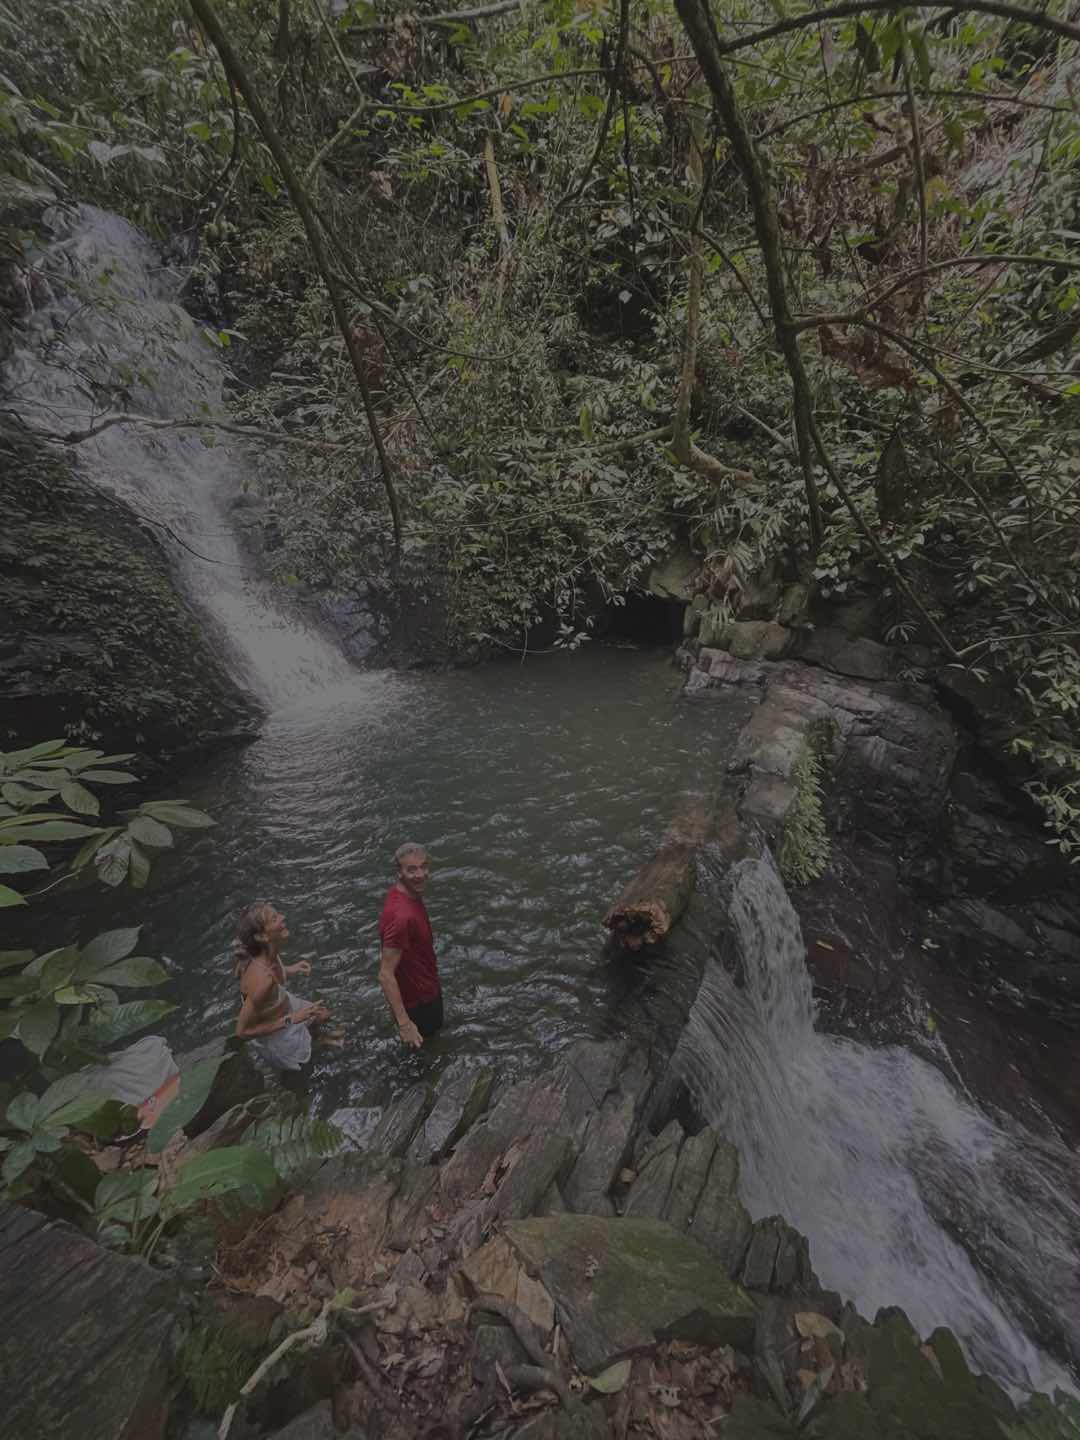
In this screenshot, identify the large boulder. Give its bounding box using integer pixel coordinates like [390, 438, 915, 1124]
[0, 421, 256, 757]
[503, 1214, 756, 1373]
[0, 1207, 181, 1440]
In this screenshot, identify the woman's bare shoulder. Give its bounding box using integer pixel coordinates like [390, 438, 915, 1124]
[239, 959, 275, 998]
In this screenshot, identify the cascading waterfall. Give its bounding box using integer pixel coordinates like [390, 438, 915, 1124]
[676, 847, 1080, 1395]
[3, 205, 357, 709]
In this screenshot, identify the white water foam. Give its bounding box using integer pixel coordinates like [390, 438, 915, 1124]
[677, 849, 1079, 1395]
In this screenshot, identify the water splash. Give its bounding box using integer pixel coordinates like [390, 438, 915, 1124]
[678, 848, 1079, 1395]
[2, 205, 357, 708]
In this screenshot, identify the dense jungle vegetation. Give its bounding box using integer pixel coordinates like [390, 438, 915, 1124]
[1, 0, 1078, 852]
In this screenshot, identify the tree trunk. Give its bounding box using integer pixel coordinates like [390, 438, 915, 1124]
[604, 796, 713, 951]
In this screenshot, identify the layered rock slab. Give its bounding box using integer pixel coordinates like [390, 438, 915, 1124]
[503, 1214, 756, 1372]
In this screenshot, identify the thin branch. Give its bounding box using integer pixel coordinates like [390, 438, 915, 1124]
[190, 0, 405, 565]
[675, 0, 824, 548]
[55, 411, 362, 451]
[900, 22, 929, 276]
[762, 86, 1077, 141]
[348, 0, 524, 36]
[713, 1, 1080, 59]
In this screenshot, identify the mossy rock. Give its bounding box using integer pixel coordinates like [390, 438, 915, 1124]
[0, 420, 257, 756]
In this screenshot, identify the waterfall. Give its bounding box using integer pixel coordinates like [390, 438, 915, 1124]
[678, 848, 1080, 1395]
[2, 205, 358, 709]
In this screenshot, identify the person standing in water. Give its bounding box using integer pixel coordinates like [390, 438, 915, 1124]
[379, 843, 443, 1048]
[233, 902, 330, 1071]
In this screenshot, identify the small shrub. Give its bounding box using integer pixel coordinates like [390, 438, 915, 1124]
[779, 745, 830, 888]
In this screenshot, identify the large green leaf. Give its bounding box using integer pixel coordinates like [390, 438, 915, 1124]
[78, 928, 141, 976]
[60, 780, 100, 817]
[47, 1090, 116, 1132]
[0, 845, 48, 874]
[163, 1143, 277, 1216]
[0, 974, 38, 998]
[140, 801, 215, 829]
[1, 740, 67, 769]
[242, 1115, 343, 1181]
[4, 1091, 40, 1132]
[91, 956, 167, 988]
[128, 840, 150, 889]
[127, 815, 173, 848]
[40, 947, 79, 992]
[147, 1053, 226, 1154]
[17, 1000, 60, 1059]
[95, 834, 132, 887]
[0, 884, 27, 908]
[1, 820, 101, 842]
[79, 770, 137, 785]
[24, 945, 77, 978]
[95, 1169, 159, 1226]
[2, 1140, 36, 1185]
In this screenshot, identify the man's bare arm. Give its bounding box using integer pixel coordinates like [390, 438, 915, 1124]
[379, 947, 422, 1048]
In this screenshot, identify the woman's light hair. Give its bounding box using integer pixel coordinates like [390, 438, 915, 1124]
[394, 842, 427, 866]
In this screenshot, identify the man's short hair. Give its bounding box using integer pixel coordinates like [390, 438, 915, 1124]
[394, 842, 427, 866]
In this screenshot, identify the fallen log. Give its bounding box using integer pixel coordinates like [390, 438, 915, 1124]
[603, 796, 714, 951]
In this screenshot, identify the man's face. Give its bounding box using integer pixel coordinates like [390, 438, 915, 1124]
[399, 850, 430, 898]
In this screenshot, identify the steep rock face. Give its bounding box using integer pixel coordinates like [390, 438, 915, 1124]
[685, 648, 1080, 1020]
[0, 421, 256, 756]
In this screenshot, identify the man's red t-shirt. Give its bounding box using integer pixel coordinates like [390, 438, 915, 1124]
[379, 886, 440, 1009]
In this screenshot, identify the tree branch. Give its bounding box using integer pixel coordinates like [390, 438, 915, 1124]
[714, 1, 1080, 59]
[349, 0, 525, 36]
[675, 0, 824, 547]
[189, 0, 405, 566]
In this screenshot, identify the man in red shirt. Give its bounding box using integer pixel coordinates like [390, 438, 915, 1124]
[378, 842, 443, 1048]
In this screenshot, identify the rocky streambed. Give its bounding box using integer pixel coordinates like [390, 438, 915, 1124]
[0, 1033, 1038, 1440]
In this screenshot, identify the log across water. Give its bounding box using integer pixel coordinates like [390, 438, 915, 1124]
[603, 796, 713, 951]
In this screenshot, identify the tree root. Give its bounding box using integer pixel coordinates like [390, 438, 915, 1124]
[469, 1295, 574, 1411]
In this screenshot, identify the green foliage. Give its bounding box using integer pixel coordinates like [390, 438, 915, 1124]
[0, 730, 211, 1210]
[241, 1113, 343, 1183]
[1002, 1392, 1080, 1440]
[147, 1054, 227, 1154]
[178, 1325, 254, 1416]
[779, 745, 830, 888]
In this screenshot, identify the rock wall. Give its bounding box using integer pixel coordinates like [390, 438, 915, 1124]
[0, 420, 257, 758]
[683, 641, 1080, 1026]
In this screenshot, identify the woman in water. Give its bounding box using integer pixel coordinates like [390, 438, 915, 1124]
[233, 902, 330, 1072]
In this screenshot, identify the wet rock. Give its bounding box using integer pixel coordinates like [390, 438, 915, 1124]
[726, 620, 792, 661]
[625, 1119, 682, 1219]
[648, 543, 699, 602]
[485, 1130, 575, 1224]
[865, 1312, 1015, 1438]
[737, 1216, 815, 1294]
[0, 421, 257, 757]
[561, 1048, 652, 1216]
[329, 1106, 384, 1152]
[0, 1207, 180, 1440]
[625, 1120, 752, 1274]
[369, 1082, 434, 1160]
[504, 1214, 756, 1372]
[794, 628, 894, 681]
[409, 1061, 494, 1164]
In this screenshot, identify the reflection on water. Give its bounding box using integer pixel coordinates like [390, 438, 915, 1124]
[75, 649, 748, 1106]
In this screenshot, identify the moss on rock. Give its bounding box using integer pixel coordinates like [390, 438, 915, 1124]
[0, 420, 257, 756]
